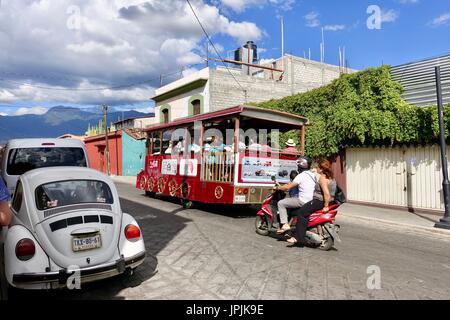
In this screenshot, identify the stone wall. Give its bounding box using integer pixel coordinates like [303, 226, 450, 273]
[209, 54, 352, 111]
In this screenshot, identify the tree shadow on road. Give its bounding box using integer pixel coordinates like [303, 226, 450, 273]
[7, 197, 192, 300]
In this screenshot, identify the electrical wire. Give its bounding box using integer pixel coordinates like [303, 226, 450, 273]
[185, 0, 248, 101]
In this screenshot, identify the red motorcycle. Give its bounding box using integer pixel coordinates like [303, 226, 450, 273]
[255, 180, 341, 251]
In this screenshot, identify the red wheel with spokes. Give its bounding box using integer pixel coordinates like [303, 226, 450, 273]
[147, 177, 156, 192]
[157, 177, 166, 193]
[139, 176, 147, 190]
[215, 186, 224, 199]
[168, 180, 178, 196]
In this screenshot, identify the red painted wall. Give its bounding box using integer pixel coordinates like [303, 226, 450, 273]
[85, 131, 122, 176]
[330, 149, 347, 195]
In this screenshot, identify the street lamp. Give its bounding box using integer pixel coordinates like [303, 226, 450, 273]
[434, 66, 450, 230]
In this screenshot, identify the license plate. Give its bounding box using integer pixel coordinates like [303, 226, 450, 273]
[72, 234, 102, 252]
[234, 195, 246, 203]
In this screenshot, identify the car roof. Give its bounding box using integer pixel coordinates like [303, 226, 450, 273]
[6, 138, 85, 149]
[20, 167, 112, 189]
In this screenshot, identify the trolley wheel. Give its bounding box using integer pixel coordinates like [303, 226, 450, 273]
[180, 182, 190, 199]
[139, 176, 147, 190]
[181, 199, 194, 209]
[168, 180, 178, 197]
[157, 177, 166, 193]
[145, 191, 156, 198]
[147, 177, 156, 192]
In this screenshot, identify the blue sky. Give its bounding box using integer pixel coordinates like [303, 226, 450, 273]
[0, 0, 449, 116]
[218, 0, 450, 69]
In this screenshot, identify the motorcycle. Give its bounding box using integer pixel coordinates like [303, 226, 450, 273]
[255, 177, 341, 251]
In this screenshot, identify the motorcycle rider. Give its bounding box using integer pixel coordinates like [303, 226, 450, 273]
[274, 156, 316, 234]
[287, 159, 337, 247]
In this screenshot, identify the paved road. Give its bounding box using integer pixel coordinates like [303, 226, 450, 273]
[5, 182, 450, 300]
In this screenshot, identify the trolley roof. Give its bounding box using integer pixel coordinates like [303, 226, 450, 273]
[144, 105, 309, 132]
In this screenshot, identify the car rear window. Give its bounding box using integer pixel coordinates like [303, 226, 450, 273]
[35, 180, 113, 210]
[7, 147, 87, 175]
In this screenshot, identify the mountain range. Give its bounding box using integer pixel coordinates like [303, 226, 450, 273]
[0, 106, 154, 144]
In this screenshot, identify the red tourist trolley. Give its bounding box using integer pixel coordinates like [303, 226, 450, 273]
[136, 105, 308, 207]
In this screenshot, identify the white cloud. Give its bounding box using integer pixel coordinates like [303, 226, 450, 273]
[260, 58, 275, 65]
[0, 0, 264, 105]
[268, 0, 295, 11]
[381, 9, 399, 23]
[220, 0, 294, 13]
[305, 12, 345, 31]
[0, 89, 16, 102]
[220, 0, 264, 13]
[431, 13, 450, 26]
[305, 11, 320, 28]
[13, 107, 49, 116]
[0, 112, 8, 116]
[324, 24, 346, 31]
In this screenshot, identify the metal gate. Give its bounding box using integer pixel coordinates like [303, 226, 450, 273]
[346, 146, 444, 211]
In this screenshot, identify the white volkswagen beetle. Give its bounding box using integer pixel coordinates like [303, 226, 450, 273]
[1, 167, 145, 290]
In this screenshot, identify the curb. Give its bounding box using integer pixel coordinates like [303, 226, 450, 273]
[338, 213, 450, 239]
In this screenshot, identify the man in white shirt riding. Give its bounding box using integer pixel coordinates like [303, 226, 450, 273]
[274, 156, 316, 234]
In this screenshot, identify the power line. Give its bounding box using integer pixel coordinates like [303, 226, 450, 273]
[185, 0, 247, 101]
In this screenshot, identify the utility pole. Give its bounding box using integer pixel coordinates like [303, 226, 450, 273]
[205, 40, 209, 68]
[102, 104, 111, 176]
[435, 66, 450, 230]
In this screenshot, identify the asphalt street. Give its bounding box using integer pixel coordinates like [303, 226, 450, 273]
[4, 182, 450, 300]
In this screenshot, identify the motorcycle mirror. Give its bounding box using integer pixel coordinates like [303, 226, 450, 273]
[271, 175, 276, 182]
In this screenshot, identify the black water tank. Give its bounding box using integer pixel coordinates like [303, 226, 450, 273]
[234, 47, 242, 62]
[243, 41, 257, 63]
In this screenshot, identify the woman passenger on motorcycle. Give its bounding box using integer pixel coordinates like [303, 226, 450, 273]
[287, 159, 337, 247]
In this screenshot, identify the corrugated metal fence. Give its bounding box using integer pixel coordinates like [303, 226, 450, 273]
[346, 146, 444, 211]
[391, 54, 450, 107]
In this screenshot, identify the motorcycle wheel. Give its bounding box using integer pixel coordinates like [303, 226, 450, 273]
[255, 216, 270, 236]
[318, 237, 334, 251]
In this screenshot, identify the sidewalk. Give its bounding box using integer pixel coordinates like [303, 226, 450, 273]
[338, 202, 450, 238]
[110, 176, 450, 238]
[111, 175, 136, 185]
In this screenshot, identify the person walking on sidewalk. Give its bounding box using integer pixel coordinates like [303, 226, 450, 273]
[287, 159, 337, 247]
[274, 156, 316, 234]
[0, 178, 12, 226]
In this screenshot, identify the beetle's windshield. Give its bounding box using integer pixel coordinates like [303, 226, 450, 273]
[35, 180, 113, 210]
[7, 147, 87, 176]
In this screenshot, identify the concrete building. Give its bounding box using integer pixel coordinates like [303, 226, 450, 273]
[152, 43, 354, 124]
[111, 115, 155, 131]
